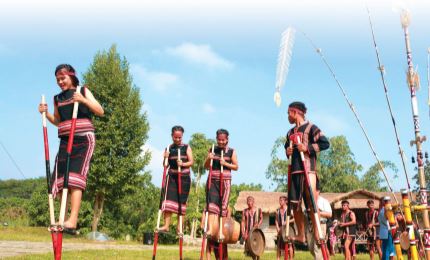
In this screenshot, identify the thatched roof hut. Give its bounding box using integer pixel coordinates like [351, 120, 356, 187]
[233, 190, 418, 247]
[234, 191, 287, 213]
[234, 189, 413, 213]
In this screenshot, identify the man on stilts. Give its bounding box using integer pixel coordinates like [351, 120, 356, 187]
[284, 101, 330, 257]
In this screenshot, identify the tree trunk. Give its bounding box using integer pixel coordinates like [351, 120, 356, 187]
[91, 191, 105, 232]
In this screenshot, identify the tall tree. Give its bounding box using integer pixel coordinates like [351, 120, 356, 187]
[83, 45, 150, 232]
[265, 136, 289, 191]
[188, 133, 213, 238]
[318, 136, 362, 192]
[360, 161, 397, 192]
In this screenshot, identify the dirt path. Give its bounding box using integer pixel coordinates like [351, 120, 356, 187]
[0, 240, 154, 258]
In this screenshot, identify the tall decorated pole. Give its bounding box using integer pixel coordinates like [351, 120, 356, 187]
[400, 9, 430, 258]
[366, 7, 413, 199]
[427, 48, 430, 120]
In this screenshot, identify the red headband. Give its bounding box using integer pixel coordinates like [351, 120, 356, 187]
[288, 107, 304, 115]
[56, 69, 75, 77]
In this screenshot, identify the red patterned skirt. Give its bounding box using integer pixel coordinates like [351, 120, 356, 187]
[52, 132, 95, 198]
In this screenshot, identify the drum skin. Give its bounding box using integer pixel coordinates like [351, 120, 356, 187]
[209, 218, 241, 244]
[245, 228, 266, 257]
[335, 225, 344, 238]
[399, 231, 410, 251]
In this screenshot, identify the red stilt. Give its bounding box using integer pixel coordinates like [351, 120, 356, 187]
[41, 95, 60, 260]
[177, 149, 183, 260]
[55, 231, 63, 260]
[290, 133, 329, 260]
[218, 150, 224, 260]
[200, 144, 215, 260]
[58, 86, 82, 260]
[284, 242, 288, 260]
[152, 147, 169, 260]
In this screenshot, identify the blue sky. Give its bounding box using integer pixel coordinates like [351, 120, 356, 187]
[1, 0, 429, 192]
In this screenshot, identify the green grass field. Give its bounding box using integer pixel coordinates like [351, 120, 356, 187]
[0, 226, 134, 244]
[5, 249, 371, 260]
[1, 226, 370, 259]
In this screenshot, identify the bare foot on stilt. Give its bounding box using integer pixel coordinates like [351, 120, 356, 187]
[291, 236, 306, 246]
[157, 225, 169, 233]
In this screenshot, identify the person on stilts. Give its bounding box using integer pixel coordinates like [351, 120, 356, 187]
[284, 101, 330, 255]
[158, 126, 194, 236]
[38, 64, 104, 235]
[204, 129, 238, 260]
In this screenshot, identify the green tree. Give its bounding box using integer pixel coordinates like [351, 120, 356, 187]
[413, 159, 430, 203]
[318, 136, 362, 192]
[265, 136, 289, 191]
[360, 161, 397, 192]
[266, 135, 364, 192]
[83, 45, 150, 232]
[230, 183, 263, 221]
[0, 177, 44, 199]
[99, 173, 158, 239]
[188, 133, 214, 238]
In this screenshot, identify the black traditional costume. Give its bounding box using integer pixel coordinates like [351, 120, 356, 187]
[52, 86, 95, 197]
[207, 146, 234, 217]
[284, 121, 329, 206]
[162, 144, 191, 214]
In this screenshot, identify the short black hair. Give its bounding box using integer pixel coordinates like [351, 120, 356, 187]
[171, 125, 184, 134]
[367, 200, 374, 205]
[55, 64, 79, 87]
[216, 128, 229, 137]
[341, 200, 349, 205]
[288, 101, 307, 114]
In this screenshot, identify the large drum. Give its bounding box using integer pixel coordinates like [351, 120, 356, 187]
[245, 228, 266, 257]
[335, 225, 344, 238]
[399, 231, 410, 250]
[209, 217, 241, 244]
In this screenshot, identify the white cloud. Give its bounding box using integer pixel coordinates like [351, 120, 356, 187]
[203, 103, 216, 113]
[130, 64, 179, 92]
[166, 43, 234, 69]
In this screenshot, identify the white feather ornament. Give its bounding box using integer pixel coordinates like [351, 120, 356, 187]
[274, 27, 296, 107]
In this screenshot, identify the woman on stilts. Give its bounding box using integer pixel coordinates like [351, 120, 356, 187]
[38, 64, 104, 234]
[158, 126, 194, 233]
[204, 129, 239, 260]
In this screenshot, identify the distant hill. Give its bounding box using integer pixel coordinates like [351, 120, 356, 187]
[0, 177, 45, 199]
